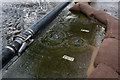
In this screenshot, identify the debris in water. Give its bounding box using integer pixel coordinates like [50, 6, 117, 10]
[62, 55, 74, 62]
[67, 37, 87, 49]
[81, 29, 89, 33]
[101, 27, 105, 31]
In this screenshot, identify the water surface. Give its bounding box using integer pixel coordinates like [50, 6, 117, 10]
[2, 2, 105, 78]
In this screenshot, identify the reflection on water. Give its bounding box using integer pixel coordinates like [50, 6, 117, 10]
[3, 3, 105, 78]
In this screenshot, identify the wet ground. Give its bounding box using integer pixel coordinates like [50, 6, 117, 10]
[0, 1, 119, 78]
[91, 2, 119, 19]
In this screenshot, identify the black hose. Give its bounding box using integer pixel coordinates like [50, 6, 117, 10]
[31, 2, 71, 37]
[1, 2, 71, 69]
[1, 40, 21, 68]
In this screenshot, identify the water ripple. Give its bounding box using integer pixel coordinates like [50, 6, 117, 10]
[39, 30, 67, 48]
[66, 37, 88, 49]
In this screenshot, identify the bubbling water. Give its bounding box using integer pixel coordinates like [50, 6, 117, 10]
[67, 37, 87, 49]
[39, 29, 88, 49]
[39, 30, 67, 48]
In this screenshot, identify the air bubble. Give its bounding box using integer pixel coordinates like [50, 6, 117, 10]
[66, 37, 88, 49]
[39, 30, 67, 48]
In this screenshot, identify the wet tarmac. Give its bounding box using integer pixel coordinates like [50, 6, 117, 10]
[1, 1, 119, 78]
[1, 2, 106, 78]
[91, 2, 119, 19]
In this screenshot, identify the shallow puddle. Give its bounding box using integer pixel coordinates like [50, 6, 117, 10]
[2, 3, 105, 78]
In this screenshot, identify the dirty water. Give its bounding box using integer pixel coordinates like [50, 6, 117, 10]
[2, 2, 106, 78]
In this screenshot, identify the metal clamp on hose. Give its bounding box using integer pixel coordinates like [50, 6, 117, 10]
[15, 29, 35, 56]
[2, 29, 34, 68]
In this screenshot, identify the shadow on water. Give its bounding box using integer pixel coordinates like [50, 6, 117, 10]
[3, 4, 106, 78]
